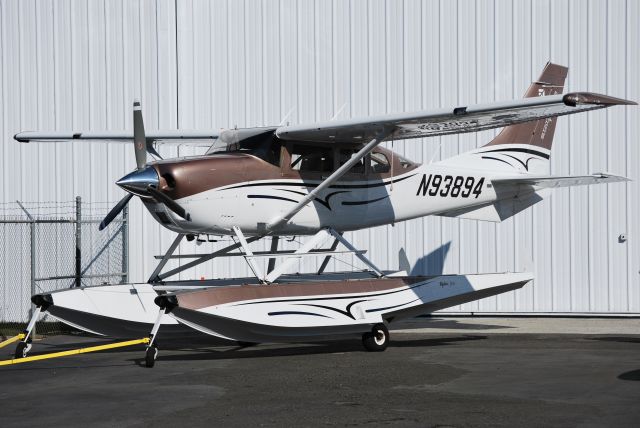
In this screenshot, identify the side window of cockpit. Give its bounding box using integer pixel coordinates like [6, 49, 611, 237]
[266, 140, 282, 166]
[290, 145, 333, 172]
[338, 149, 365, 174]
[369, 152, 390, 174]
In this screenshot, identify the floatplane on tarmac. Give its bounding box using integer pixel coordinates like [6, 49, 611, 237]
[7, 63, 634, 367]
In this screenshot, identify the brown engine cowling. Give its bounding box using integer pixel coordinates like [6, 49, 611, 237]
[152, 153, 279, 200]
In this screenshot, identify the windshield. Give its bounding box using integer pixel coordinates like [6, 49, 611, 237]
[205, 130, 281, 166]
[206, 138, 228, 154]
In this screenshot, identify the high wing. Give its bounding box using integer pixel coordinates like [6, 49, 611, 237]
[275, 92, 635, 144]
[14, 130, 220, 148]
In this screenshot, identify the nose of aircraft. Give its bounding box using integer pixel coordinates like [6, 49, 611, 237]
[116, 166, 159, 196]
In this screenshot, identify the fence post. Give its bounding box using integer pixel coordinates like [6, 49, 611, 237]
[122, 203, 129, 284]
[75, 196, 82, 288]
[16, 201, 36, 335]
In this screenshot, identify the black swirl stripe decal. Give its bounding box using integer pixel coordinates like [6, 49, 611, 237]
[297, 299, 369, 320]
[479, 147, 550, 159]
[481, 156, 514, 167]
[227, 173, 417, 191]
[502, 154, 537, 170]
[276, 189, 350, 211]
[231, 280, 431, 307]
[268, 311, 332, 318]
[247, 195, 298, 204]
[277, 189, 307, 196]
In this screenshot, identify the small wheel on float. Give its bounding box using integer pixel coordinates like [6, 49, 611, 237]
[145, 345, 158, 368]
[14, 341, 31, 359]
[362, 323, 389, 352]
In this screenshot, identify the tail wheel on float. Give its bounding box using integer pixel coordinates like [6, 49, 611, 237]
[362, 323, 389, 352]
[145, 344, 158, 368]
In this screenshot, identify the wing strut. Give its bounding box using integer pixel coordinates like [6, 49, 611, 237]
[266, 129, 392, 231]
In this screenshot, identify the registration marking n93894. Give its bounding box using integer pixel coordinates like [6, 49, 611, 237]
[416, 174, 485, 198]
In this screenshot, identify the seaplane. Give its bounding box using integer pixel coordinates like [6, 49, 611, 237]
[9, 62, 635, 367]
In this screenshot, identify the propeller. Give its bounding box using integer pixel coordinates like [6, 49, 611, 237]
[99, 193, 133, 231]
[146, 186, 191, 221]
[133, 100, 147, 170]
[99, 100, 191, 230]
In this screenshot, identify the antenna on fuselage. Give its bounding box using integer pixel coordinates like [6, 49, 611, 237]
[278, 107, 296, 126]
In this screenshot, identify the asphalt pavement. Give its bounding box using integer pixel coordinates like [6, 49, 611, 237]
[0, 318, 639, 427]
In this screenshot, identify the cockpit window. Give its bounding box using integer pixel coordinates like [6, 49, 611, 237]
[369, 152, 390, 173]
[290, 145, 333, 172]
[338, 149, 365, 174]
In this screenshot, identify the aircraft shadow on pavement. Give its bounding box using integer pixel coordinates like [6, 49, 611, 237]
[618, 369, 640, 381]
[133, 335, 488, 365]
[395, 318, 514, 331]
[587, 336, 640, 344]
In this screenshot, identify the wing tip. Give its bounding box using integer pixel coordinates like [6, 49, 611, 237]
[564, 92, 637, 107]
[595, 172, 632, 182]
[14, 132, 29, 143]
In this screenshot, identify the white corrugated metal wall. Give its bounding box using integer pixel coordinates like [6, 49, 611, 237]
[1, 0, 638, 314]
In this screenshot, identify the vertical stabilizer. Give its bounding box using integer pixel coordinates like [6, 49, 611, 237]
[484, 62, 568, 150]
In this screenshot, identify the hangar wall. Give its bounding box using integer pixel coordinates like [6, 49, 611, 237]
[1, 0, 638, 314]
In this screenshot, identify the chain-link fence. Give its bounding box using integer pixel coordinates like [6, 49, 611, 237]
[0, 198, 128, 337]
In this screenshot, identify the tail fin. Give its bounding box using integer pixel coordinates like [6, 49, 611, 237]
[484, 62, 568, 150]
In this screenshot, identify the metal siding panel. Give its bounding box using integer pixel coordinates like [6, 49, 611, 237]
[53, 0, 75, 205]
[606, 0, 629, 312]
[19, 0, 39, 205]
[568, 0, 591, 312]
[550, 0, 572, 312]
[531, 0, 553, 312]
[626, 0, 640, 313]
[315, 0, 333, 122]
[36, 1, 57, 208]
[587, 0, 610, 312]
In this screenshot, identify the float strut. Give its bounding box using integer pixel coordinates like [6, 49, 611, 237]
[144, 307, 166, 368]
[147, 307, 166, 348]
[9, 305, 42, 358]
[22, 305, 41, 343]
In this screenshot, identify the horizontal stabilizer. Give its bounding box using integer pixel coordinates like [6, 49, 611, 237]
[440, 173, 628, 222]
[492, 173, 629, 188]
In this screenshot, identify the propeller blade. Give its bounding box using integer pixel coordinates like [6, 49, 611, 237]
[99, 193, 134, 231]
[133, 99, 147, 170]
[146, 186, 191, 221]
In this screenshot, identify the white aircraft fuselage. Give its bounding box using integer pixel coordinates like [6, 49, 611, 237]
[143, 143, 550, 236]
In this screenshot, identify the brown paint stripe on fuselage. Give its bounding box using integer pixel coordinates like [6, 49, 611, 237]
[175, 277, 430, 311]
